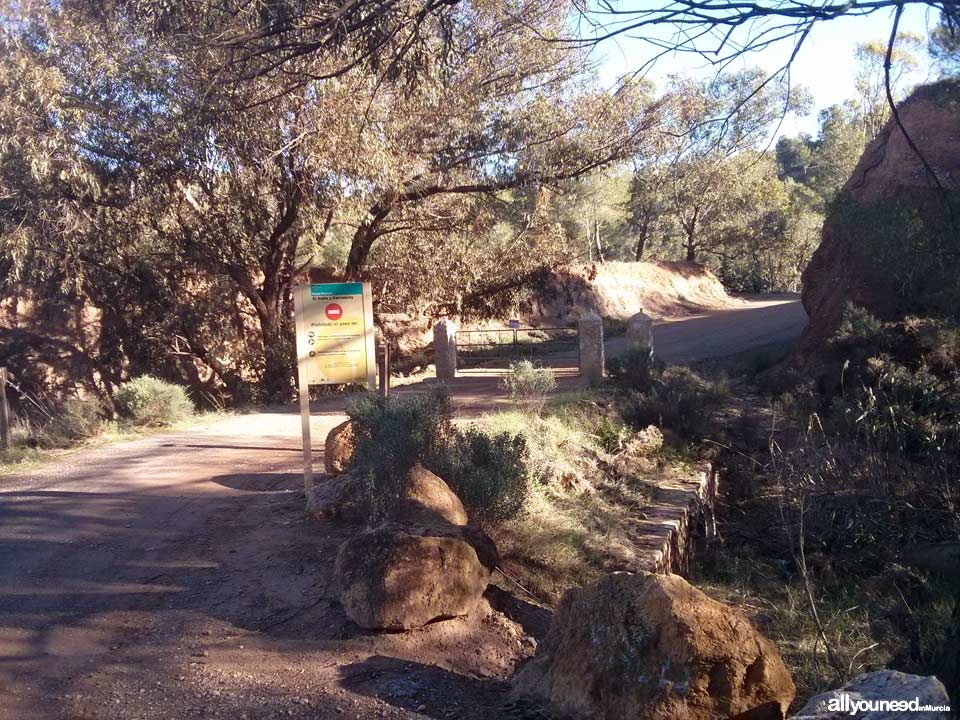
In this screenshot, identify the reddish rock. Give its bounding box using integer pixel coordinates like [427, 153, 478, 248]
[512, 572, 796, 720]
[324, 420, 355, 475]
[335, 523, 490, 630]
[311, 473, 365, 522]
[390, 463, 468, 526]
[801, 80, 960, 352]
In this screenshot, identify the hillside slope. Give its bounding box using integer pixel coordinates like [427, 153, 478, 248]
[519, 261, 735, 325]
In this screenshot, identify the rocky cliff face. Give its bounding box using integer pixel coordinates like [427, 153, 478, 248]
[800, 80, 960, 352]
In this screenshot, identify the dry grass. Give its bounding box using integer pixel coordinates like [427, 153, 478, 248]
[691, 551, 893, 703]
[693, 386, 959, 704]
[476, 399, 696, 604]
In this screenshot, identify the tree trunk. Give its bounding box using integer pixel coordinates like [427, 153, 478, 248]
[232, 270, 295, 404]
[593, 218, 604, 263]
[258, 306, 295, 404]
[685, 231, 697, 262]
[344, 204, 392, 279]
[635, 221, 649, 261]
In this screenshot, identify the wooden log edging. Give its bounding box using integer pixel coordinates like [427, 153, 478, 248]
[635, 462, 718, 576]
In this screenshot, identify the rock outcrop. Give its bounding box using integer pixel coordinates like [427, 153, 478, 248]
[324, 420, 355, 474]
[390, 463, 468, 526]
[792, 670, 951, 719]
[335, 523, 490, 630]
[801, 80, 960, 351]
[513, 572, 795, 720]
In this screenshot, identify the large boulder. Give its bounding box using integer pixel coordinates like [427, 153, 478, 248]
[335, 523, 490, 630]
[405, 522, 499, 573]
[324, 420, 355, 474]
[390, 463, 468, 526]
[791, 670, 951, 719]
[512, 572, 796, 720]
[801, 80, 960, 352]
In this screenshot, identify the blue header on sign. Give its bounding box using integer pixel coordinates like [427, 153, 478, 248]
[310, 283, 363, 297]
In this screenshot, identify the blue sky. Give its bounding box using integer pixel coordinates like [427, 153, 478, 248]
[593, 3, 940, 137]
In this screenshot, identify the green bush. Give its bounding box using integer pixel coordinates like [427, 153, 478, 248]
[114, 375, 195, 427]
[606, 346, 661, 391]
[830, 355, 960, 458]
[622, 366, 729, 439]
[593, 415, 631, 454]
[501, 360, 556, 411]
[51, 398, 105, 441]
[819, 315, 960, 461]
[830, 189, 960, 322]
[428, 427, 529, 523]
[832, 303, 885, 350]
[347, 385, 453, 521]
[348, 386, 530, 523]
[602, 317, 628, 337]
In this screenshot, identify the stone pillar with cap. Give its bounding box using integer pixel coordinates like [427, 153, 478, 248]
[627, 310, 654, 354]
[578, 312, 604, 384]
[433, 319, 458, 380]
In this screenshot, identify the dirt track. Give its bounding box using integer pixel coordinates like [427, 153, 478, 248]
[628, 293, 807, 364]
[0, 295, 806, 720]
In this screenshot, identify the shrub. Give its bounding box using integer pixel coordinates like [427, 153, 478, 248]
[348, 386, 531, 523]
[114, 376, 195, 427]
[622, 366, 729, 439]
[51, 398, 105, 441]
[593, 415, 631, 454]
[347, 385, 453, 521]
[830, 355, 960, 458]
[606, 346, 660, 391]
[501, 360, 556, 412]
[832, 303, 885, 350]
[602, 317, 628, 337]
[830, 189, 960, 322]
[428, 427, 529, 523]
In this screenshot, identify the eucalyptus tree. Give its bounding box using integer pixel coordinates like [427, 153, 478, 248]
[657, 69, 810, 262]
[1, 0, 656, 402]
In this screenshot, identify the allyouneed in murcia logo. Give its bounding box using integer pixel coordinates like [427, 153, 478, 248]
[827, 693, 951, 715]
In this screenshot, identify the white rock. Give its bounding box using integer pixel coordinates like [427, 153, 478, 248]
[792, 670, 951, 719]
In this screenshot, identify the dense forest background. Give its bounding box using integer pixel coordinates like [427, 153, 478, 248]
[1, 2, 957, 405]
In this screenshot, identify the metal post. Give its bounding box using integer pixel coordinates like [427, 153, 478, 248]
[293, 287, 316, 513]
[298, 369, 316, 512]
[379, 343, 391, 398]
[0, 367, 9, 451]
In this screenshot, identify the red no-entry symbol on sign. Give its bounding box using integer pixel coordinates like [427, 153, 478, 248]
[324, 303, 343, 321]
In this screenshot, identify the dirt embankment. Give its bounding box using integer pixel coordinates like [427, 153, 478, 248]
[520, 261, 735, 324]
[381, 260, 736, 354]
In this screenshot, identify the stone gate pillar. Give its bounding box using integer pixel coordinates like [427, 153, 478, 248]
[578, 312, 604, 384]
[627, 310, 654, 354]
[434, 319, 458, 380]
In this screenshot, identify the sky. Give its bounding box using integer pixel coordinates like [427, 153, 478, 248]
[592, 3, 941, 138]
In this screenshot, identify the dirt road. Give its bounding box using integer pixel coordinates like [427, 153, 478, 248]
[0, 410, 544, 720]
[629, 293, 808, 364]
[0, 295, 806, 720]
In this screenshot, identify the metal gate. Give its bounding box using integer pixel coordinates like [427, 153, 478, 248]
[455, 327, 579, 369]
